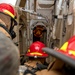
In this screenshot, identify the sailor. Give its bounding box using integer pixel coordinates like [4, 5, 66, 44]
[0, 3, 17, 39]
[0, 3, 20, 75]
[24, 36, 75, 75]
[0, 32, 19, 75]
[24, 41, 49, 75]
[39, 36, 75, 75]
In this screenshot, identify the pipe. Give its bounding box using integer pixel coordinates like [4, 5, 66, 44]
[67, 0, 74, 25]
[52, 0, 63, 39]
[73, 0, 75, 16]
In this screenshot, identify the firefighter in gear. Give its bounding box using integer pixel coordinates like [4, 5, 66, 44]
[0, 3, 17, 39]
[24, 36, 75, 75]
[24, 41, 49, 75]
[0, 3, 20, 75]
[38, 36, 75, 75]
[0, 31, 19, 75]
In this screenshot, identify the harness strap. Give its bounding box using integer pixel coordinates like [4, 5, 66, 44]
[24, 63, 47, 75]
[0, 24, 11, 35]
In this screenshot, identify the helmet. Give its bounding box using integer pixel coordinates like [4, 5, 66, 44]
[26, 41, 48, 58]
[0, 3, 17, 24]
[58, 36, 75, 58]
[0, 3, 16, 19]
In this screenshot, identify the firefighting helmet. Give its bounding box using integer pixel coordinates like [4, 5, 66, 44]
[58, 36, 75, 58]
[26, 41, 48, 58]
[0, 3, 17, 25]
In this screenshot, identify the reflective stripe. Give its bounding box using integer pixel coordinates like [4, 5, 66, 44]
[30, 52, 42, 56]
[28, 49, 30, 52]
[69, 50, 75, 56]
[60, 42, 68, 52]
[4, 10, 14, 18]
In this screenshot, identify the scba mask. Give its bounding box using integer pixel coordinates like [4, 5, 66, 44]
[0, 23, 16, 39]
[9, 28, 16, 39]
[9, 18, 17, 39]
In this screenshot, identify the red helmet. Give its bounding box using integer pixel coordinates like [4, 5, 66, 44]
[58, 36, 75, 58]
[0, 3, 17, 24]
[26, 41, 48, 58]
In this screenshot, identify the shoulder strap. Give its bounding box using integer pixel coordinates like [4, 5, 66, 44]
[0, 24, 11, 35]
[24, 63, 47, 75]
[36, 63, 47, 70]
[24, 69, 36, 75]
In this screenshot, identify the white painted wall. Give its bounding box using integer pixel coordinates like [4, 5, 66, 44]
[30, 0, 34, 10]
[0, 0, 17, 6]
